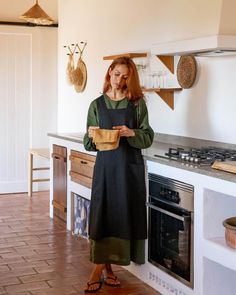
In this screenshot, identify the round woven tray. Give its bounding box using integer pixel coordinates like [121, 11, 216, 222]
[177, 56, 197, 89]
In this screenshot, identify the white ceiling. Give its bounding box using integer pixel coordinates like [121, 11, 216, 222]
[0, 0, 58, 23]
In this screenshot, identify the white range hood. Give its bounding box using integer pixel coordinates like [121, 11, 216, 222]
[152, 0, 236, 57]
[151, 35, 236, 57]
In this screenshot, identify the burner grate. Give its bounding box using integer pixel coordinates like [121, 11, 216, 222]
[157, 147, 236, 165]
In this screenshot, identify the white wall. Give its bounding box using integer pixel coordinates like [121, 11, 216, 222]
[31, 28, 58, 147]
[58, 0, 236, 145]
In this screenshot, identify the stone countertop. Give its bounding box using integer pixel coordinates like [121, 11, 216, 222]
[48, 132, 85, 143]
[48, 132, 236, 184]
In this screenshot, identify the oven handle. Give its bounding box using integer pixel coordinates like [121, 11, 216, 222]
[146, 202, 190, 222]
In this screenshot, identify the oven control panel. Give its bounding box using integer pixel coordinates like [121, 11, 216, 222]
[159, 187, 180, 204]
[148, 173, 194, 212]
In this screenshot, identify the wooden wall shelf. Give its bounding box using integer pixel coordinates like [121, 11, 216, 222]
[153, 55, 181, 109]
[142, 87, 182, 110]
[103, 53, 147, 60]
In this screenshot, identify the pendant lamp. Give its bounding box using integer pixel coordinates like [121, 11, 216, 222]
[19, 0, 54, 25]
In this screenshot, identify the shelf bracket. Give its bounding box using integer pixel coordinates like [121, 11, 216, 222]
[156, 55, 174, 74]
[155, 90, 174, 110]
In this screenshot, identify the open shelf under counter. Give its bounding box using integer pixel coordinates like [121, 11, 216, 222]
[203, 188, 236, 238]
[203, 237, 236, 271]
[203, 256, 236, 295]
[142, 87, 182, 109]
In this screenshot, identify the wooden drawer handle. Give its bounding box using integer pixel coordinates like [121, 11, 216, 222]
[52, 200, 67, 213]
[51, 153, 66, 162]
[69, 156, 88, 165]
[69, 154, 96, 163]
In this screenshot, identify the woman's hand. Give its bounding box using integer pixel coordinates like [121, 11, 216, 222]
[88, 126, 99, 138]
[113, 125, 135, 137]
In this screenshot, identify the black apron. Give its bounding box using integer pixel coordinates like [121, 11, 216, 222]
[89, 95, 147, 241]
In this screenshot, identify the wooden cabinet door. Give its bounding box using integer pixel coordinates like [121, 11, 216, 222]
[52, 145, 67, 222]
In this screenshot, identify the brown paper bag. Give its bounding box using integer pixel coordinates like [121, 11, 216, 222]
[92, 129, 120, 151]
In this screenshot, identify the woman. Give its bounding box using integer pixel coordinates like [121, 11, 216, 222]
[83, 56, 154, 293]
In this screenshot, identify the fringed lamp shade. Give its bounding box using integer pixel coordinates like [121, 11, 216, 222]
[19, 0, 54, 25]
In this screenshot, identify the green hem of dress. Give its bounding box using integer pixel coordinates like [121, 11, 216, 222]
[89, 237, 145, 265]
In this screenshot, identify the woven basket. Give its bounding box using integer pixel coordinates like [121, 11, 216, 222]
[66, 54, 75, 85]
[177, 56, 197, 89]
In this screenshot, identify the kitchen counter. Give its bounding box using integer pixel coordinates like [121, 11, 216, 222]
[48, 132, 236, 295]
[48, 132, 236, 184]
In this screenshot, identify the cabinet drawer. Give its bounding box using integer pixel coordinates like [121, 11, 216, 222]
[69, 150, 96, 188]
[69, 171, 93, 188]
[70, 150, 96, 163]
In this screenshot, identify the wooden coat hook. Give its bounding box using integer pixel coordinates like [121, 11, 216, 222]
[63, 42, 88, 93]
[63, 41, 87, 58]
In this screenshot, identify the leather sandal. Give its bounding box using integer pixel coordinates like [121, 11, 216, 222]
[84, 280, 103, 293]
[104, 275, 121, 287]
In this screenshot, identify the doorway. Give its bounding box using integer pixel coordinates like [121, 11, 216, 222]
[0, 33, 31, 193]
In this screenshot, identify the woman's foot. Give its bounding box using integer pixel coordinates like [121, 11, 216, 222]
[84, 281, 102, 293]
[104, 264, 121, 287]
[104, 274, 121, 287]
[84, 264, 104, 293]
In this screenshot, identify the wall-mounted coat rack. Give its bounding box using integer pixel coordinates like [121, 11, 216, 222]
[64, 41, 87, 93]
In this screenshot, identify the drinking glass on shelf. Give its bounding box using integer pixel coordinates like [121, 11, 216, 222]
[135, 58, 147, 88]
[162, 70, 167, 88]
[156, 70, 168, 88]
[157, 71, 163, 88]
[148, 71, 159, 88]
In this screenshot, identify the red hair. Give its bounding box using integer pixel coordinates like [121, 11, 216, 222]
[103, 56, 143, 102]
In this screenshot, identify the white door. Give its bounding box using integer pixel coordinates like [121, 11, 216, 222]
[0, 33, 31, 194]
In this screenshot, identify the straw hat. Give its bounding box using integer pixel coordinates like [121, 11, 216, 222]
[72, 58, 87, 93]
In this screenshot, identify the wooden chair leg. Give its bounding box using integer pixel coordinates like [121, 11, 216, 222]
[28, 149, 50, 197]
[28, 152, 33, 197]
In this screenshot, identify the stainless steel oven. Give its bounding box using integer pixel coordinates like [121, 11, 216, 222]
[147, 173, 194, 288]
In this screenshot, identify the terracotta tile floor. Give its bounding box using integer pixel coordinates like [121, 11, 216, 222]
[0, 191, 161, 295]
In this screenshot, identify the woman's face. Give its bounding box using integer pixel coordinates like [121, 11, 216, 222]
[109, 64, 129, 91]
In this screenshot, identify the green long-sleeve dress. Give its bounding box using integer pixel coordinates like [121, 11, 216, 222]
[83, 94, 154, 265]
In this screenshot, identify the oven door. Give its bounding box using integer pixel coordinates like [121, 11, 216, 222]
[147, 196, 193, 288]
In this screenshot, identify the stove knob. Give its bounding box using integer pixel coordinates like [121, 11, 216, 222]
[174, 192, 180, 203]
[189, 157, 194, 162]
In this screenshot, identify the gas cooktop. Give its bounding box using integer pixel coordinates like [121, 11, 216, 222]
[154, 147, 236, 166]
